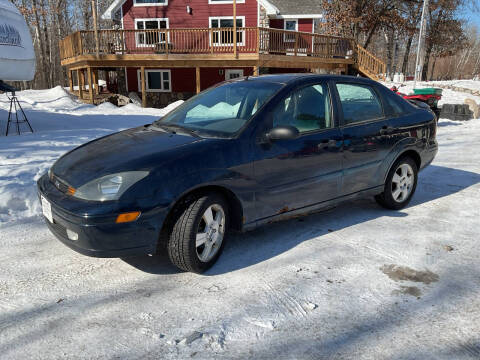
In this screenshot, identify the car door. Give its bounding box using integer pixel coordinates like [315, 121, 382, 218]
[333, 81, 393, 195]
[252, 81, 343, 220]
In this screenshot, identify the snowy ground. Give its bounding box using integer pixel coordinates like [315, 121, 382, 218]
[1, 84, 480, 359]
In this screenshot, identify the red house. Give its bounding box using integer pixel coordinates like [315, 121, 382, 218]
[59, 0, 386, 107]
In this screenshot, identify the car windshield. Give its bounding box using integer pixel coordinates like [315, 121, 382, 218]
[153, 80, 283, 138]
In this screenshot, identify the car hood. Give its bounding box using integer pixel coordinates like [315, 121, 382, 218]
[52, 126, 203, 187]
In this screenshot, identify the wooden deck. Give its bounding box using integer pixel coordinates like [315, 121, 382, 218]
[60, 27, 357, 67]
[59, 27, 386, 106]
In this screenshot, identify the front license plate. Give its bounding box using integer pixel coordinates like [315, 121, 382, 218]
[41, 195, 53, 223]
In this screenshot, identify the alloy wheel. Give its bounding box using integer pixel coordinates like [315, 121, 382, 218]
[391, 163, 414, 203]
[195, 204, 225, 263]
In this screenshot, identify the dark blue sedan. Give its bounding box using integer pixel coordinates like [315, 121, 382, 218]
[37, 75, 438, 273]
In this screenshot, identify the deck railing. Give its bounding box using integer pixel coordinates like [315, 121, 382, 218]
[59, 27, 356, 61]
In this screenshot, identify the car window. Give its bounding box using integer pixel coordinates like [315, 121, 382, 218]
[156, 81, 283, 138]
[336, 83, 383, 124]
[272, 83, 332, 133]
[384, 91, 411, 116]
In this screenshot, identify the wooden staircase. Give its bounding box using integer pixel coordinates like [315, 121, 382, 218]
[354, 44, 387, 81]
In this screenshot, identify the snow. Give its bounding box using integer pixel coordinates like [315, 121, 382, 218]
[0, 86, 181, 224]
[1, 85, 480, 359]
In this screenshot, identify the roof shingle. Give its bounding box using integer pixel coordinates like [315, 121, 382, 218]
[266, 0, 323, 16]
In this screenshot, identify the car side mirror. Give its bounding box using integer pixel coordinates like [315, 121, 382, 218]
[265, 125, 300, 141]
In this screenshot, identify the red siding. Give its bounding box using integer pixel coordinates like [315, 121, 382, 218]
[268, 18, 314, 33]
[122, 0, 259, 30]
[127, 67, 253, 92]
[200, 67, 253, 89]
[299, 19, 313, 33]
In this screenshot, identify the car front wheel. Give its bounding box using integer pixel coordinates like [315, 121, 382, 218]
[167, 193, 228, 273]
[375, 157, 418, 210]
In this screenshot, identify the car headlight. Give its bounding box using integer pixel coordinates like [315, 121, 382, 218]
[73, 171, 149, 201]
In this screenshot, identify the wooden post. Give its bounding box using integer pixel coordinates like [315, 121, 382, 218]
[92, 0, 100, 57]
[78, 69, 84, 100]
[233, 0, 237, 58]
[87, 67, 94, 104]
[254, 66, 259, 76]
[210, 28, 214, 53]
[256, 27, 260, 53]
[93, 69, 99, 94]
[77, 32, 83, 56]
[196, 67, 201, 94]
[294, 33, 298, 56]
[140, 66, 147, 108]
[68, 70, 74, 93]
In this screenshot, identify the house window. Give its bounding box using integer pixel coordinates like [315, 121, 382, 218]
[225, 69, 244, 80]
[210, 17, 245, 46]
[135, 19, 169, 47]
[134, 0, 168, 6]
[284, 19, 298, 42]
[137, 69, 171, 92]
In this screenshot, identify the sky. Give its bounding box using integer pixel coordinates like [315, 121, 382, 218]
[460, 0, 480, 28]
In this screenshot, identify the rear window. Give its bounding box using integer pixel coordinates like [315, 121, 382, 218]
[336, 83, 384, 124]
[379, 86, 414, 116]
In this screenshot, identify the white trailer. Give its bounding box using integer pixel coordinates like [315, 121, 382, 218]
[0, 0, 35, 81]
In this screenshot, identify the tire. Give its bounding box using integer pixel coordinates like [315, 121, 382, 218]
[375, 157, 418, 210]
[167, 193, 229, 273]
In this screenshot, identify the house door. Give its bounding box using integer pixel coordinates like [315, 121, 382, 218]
[226, 69, 244, 80]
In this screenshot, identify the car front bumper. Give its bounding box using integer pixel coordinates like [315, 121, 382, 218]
[37, 174, 168, 258]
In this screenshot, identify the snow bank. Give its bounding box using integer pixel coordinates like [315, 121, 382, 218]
[0, 88, 182, 225]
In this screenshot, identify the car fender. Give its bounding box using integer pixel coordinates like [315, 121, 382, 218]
[159, 168, 255, 224]
[379, 137, 423, 184]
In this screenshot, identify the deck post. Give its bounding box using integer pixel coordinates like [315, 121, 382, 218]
[68, 70, 74, 93]
[233, 0, 237, 58]
[196, 67, 201, 94]
[254, 66, 259, 76]
[93, 69, 99, 95]
[87, 67, 94, 105]
[141, 66, 147, 108]
[78, 69, 84, 100]
[294, 33, 298, 56]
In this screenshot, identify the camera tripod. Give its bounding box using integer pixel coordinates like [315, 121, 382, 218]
[5, 91, 33, 136]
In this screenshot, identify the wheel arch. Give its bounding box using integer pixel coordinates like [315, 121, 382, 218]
[384, 149, 421, 182]
[397, 149, 421, 170]
[158, 185, 244, 250]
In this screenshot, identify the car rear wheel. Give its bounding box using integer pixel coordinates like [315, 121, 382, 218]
[375, 157, 418, 210]
[167, 193, 228, 273]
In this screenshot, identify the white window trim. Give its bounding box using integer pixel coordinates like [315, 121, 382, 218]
[209, 16, 246, 47]
[208, 0, 245, 4]
[137, 69, 172, 93]
[225, 69, 244, 80]
[135, 18, 169, 48]
[134, 0, 168, 6]
[284, 19, 298, 42]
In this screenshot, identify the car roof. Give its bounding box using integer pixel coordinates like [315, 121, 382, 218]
[238, 73, 379, 86]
